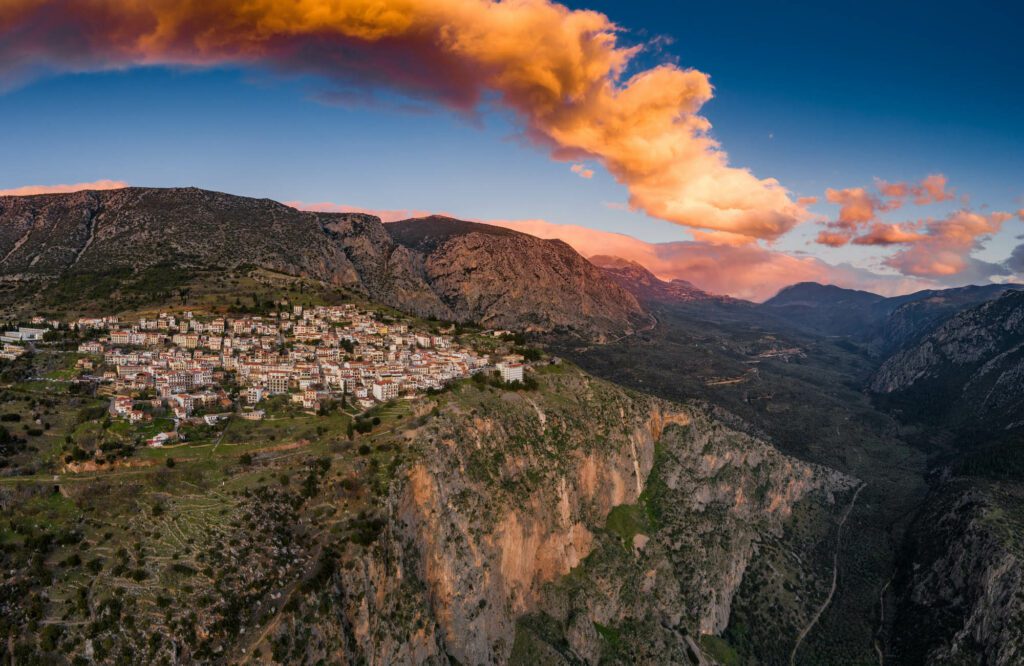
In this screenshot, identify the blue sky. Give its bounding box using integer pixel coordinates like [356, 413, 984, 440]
[1, 0, 1022, 294]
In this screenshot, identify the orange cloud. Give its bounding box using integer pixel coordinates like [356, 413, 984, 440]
[285, 201, 438, 222]
[852, 222, 926, 246]
[912, 174, 955, 205]
[824, 186, 898, 229]
[0, 180, 128, 196]
[816, 230, 853, 247]
[883, 211, 1010, 278]
[570, 163, 594, 179]
[0, 0, 807, 241]
[875, 173, 955, 206]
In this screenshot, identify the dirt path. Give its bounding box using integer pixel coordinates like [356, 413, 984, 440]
[873, 574, 894, 665]
[790, 483, 866, 666]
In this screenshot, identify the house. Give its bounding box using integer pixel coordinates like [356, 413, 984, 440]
[372, 380, 399, 402]
[267, 372, 290, 394]
[147, 431, 177, 447]
[112, 395, 133, 416]
[497, 361, 524, 384]
[246, 387, 266, 404]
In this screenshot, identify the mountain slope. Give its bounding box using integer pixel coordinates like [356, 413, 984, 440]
[764, 281, 1024, 351]
[871, 289, 1024, 443]
[588, 255, 720, 305]
[388, 217, 647, 340]
[0, 188, 642, 339]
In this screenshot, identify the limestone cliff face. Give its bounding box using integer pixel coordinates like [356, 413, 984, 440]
[332, 367, 848, 664]
[890, 483, 1024, 665]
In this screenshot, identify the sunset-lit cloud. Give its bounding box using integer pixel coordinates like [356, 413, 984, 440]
[876, 174, 955, 206]
[811, 174, 1017, 282]
[570, 163, 594, 179]
[880, 211, 1011, 278]
[0, 180, 128, 196]
[852, 222, 925, 246]
[825, 186, 891, 229]
[819, 174, 959, 246]
[0, 0, 808, 241]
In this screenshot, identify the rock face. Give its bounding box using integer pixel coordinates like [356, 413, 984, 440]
[0, 188, 643, 339]
[326, 367, 849, 664]
[388, 217, 648, 341]
[889, 483, 1024, 665]
[869, 290, 1024, 437]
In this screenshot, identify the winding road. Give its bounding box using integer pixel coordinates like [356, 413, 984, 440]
[790, 483, 867, 666]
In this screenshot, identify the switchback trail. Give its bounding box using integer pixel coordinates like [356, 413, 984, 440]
[790, 483, 867, 665]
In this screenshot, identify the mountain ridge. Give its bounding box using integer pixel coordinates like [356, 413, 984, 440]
[0, 187, 644, 341]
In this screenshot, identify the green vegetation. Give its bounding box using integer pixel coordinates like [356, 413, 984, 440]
[604, 503, 650, 546]
[700, 635, 740, 666]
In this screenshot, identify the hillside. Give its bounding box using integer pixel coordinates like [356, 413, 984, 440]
[871, 290, 1024, 448]
[0, 322, 850, 664]
[588, 255, 720, 305]
[387, 217, 647, 340]
[764, 280, 1024, 352]
[0, 188, 643, 340]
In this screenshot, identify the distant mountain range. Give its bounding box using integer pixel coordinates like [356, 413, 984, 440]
[764, 280, 1024, 353]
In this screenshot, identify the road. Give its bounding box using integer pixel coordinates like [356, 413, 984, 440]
[790, 483, 866, 665]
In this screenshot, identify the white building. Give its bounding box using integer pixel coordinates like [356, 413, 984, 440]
[497, 361, 524, 384]
[246, 387, 266, 404]
[372, 380, 399, 402]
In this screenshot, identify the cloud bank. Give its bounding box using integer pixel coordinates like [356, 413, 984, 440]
[815, 174, 1016, 283]
[0, 0, 808, 241]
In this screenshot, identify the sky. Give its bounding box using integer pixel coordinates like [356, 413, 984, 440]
[1, 0, 1022, 301]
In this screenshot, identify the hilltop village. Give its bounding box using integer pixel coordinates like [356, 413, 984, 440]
[3, 304, 528, 447]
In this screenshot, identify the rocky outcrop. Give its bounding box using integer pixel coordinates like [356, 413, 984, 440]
[0, 188, 643, 339]
[330, 367, 850, 664]
[871, 290, 1024, 395]
[890, 483, 1024, 665]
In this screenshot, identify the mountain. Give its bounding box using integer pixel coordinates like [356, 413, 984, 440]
[764, 280, 1024, 351]
[871, 289, 1024, 441]
[763, 282, 893, 338]
[588, 255, 718, 305]
[386, 216, 647, 339]
[0, 188, 643, 340]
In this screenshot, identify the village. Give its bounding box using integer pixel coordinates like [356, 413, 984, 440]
[1, 303, 527, 448]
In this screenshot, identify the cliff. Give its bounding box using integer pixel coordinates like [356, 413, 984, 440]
[285, 365, 852, 664]
[889, 481, 1024, 665]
